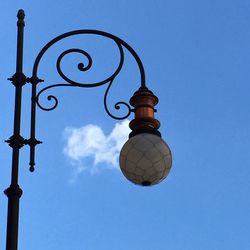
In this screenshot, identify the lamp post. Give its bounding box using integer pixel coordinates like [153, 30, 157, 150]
[4, 9, 172, 250]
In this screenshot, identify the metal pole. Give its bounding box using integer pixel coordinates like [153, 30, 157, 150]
[4, 9, 26, 250]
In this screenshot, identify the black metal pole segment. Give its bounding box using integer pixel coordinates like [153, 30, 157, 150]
[4, 9, 26, 250]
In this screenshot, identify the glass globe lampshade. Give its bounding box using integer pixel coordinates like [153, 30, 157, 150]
[120, 86, 172, 186]
[119, 133, 172, 186]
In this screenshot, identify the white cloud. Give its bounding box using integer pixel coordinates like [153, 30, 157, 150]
[63, 120, 131, 182]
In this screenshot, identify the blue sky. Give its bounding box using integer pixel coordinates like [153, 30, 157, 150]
[0, 1, 250, 249]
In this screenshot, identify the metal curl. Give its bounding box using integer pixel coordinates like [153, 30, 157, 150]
[78, 63, 89, 71]
[114, 101, 133, 118]
[36, 84, 67, 111]
[57, 48, 93, 85]
[104, 79, 132, 120]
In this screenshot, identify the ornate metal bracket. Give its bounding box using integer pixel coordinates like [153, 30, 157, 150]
[26, 30, 147, 171]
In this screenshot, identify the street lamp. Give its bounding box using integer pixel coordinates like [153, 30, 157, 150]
[4, 9, 172, 250]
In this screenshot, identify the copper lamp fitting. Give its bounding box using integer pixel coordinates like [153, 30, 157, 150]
[129, 87, 161, 137]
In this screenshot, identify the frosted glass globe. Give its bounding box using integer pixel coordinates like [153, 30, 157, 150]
[119, 133, 172, 186]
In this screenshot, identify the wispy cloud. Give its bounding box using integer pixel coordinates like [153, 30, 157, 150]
[63, 120, 130, 183]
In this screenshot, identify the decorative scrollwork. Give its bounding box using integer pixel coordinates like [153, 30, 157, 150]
[36, 88, 60, 111]
[57, 48, 93, 85]
[104, 79, 132, 120]
[32, 30, 146, 119]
